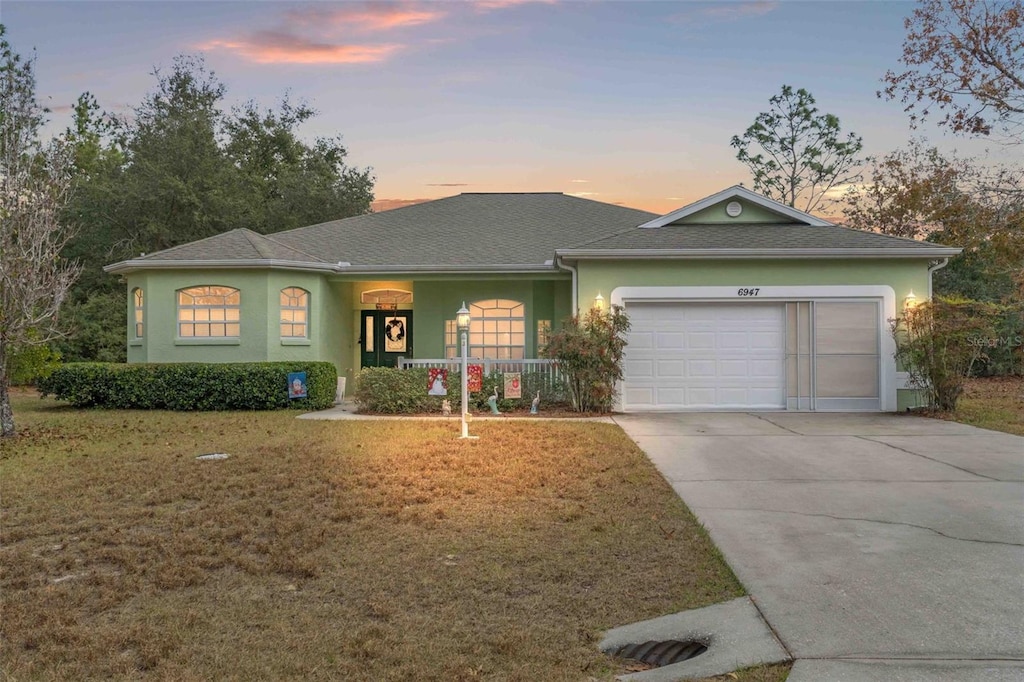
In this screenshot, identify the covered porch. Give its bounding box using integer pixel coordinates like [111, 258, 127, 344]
[330, 277, 573, 381]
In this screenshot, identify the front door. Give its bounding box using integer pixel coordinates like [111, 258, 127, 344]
[360, 310, 413, 367]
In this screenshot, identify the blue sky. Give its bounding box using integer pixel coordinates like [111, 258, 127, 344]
[2, 0, 998, 214]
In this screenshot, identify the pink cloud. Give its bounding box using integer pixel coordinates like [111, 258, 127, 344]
[199, 0, 546, 66]
[201, 31, 401, 64]
[285, 4, 446, 32]
[199, 3, 447, 65]
[474, 0, 557, 10]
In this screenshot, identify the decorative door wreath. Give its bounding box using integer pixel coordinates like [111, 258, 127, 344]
[384, 317, 407, 352]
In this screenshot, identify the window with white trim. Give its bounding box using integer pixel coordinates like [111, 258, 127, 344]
[133, 288, 144, 338]
[444, 299, 526, 359]
[537, 319, 551, 349]
[177, 286, 240, 338]
[280, 287, 309, 339]
[444, 320, 459, 358]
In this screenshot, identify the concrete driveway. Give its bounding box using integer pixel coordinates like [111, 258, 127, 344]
[613, 412, 1024, 681]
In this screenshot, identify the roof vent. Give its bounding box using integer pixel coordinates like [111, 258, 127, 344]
[726, 201, 743, 218]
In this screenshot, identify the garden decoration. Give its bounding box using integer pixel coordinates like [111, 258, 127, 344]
[487, 387, 501, 414]
[530, 391, 540, 414]
[441, 399, 451, 416]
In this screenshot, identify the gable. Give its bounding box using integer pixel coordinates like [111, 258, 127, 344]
[671, 199, 794, 225]
[640, 186, 833, 228]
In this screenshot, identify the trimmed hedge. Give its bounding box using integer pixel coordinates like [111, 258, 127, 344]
[354, 367, 568, 414]
[38, 362, 337, 411]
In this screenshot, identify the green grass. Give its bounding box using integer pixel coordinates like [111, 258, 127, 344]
[940, 377, 1024, 436]
[1, 393, 788, 681]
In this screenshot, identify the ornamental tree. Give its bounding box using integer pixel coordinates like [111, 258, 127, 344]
[892, 297, 1006, 410]
[543, 305, 630, 413]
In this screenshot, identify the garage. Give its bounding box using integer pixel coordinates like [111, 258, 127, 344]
[623, 302, 786, 410]
[556, 186, 961, 412]
[620, 294, 886, 412]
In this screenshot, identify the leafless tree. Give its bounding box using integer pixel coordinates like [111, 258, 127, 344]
[1, 26, 80, 437]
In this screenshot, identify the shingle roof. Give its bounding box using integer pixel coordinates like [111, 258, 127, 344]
[129, 193, 657, 269]
[108, 191, 958, 274]
[561, 222, 956, 252]
[140, 228, 328, 263]
[269, 193, 658, 267]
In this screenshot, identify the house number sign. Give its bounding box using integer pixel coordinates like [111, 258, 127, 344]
[737, 288, 760, 297]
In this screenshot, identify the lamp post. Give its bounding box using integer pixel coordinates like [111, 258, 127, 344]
[456, 302, 476, 439]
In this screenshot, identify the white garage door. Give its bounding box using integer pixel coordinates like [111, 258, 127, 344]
[623, 303, 786, 410]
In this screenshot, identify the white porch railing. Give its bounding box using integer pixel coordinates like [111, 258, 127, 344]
[397, 357, 563, 386]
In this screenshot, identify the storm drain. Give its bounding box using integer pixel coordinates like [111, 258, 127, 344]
[612, 639, 707, 668]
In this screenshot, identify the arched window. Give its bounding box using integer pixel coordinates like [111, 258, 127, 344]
[132, 288, 144, 339]
[360, 288, 412, 305]
[280, 287, 309, 339]
[445, 299, 527, 358]
[177, 286, 240, 338]
[471, 299, 527, 359]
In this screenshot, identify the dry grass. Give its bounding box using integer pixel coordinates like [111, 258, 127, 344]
[698, 665, 792, 682]
[0, 393, 783, 681]
[934, 376, 1024, 436]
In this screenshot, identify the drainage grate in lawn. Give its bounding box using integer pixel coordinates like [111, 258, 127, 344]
[613, 639, 708, 668]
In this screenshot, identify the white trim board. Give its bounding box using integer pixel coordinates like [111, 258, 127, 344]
[610, 285, 898, 412]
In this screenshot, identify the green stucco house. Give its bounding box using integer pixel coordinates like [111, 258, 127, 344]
[105, 186, 959, 412]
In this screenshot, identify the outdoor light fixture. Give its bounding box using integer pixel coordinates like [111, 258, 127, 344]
[904, 290, 918, 309]
[594, 292, 605, 312]
[456, 302, 477, 439]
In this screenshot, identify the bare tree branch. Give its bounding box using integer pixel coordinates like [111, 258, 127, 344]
[0, 25, 81, 437]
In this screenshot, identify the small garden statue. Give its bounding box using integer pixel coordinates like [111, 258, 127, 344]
[530, 391, 540, 414]
[441, 399, 451, 416]
[487, 387, 501, 414]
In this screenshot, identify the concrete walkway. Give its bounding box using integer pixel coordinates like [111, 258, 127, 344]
[612, 412, 1024, 681]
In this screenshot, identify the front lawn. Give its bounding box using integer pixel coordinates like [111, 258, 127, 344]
[0, 394, 788, 681]
[941, 376, 1024, 436]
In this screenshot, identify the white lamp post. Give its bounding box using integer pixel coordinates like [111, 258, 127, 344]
[456, 302, 477, 439]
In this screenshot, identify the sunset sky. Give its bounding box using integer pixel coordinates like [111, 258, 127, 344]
[2, 0, 1001, 215]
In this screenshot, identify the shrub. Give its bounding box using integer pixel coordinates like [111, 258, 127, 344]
[353, 367, 568, 414]
[38, 361, 337, 411]
[354, 367, 439, 414]
[8, 343, 62, 386]
[971, 303, 1024, 377]
[892, 297, 1003, 411]
[543, 305, 630, 412]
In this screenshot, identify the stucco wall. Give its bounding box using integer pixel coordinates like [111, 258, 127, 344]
[124, 269, 328, 365]
[406, 278, 567, 360]
[577, 259, 932, 316]
[124, 271, 574, 372]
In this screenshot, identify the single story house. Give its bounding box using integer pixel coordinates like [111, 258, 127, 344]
[104, 186, 959, 412]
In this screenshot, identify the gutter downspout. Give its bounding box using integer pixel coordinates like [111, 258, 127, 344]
[555, 256, 578, 314]
[928, 258, 950, 298]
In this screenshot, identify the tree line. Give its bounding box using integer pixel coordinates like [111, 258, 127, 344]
[731, 0, 1022, 307]
[58, 55, 375, 363]
[2, 0, 1021, 434]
